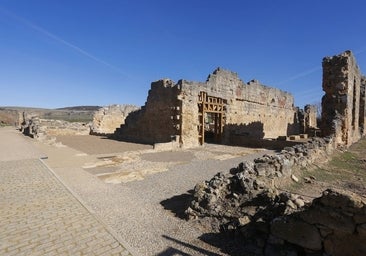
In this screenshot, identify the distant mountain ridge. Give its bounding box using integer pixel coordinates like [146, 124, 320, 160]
[55, 106, 102, 111]
[0, 106, 102, 124]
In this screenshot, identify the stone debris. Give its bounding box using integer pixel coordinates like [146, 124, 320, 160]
[186, 137, 334, 222]
[21, 115, 91, 140]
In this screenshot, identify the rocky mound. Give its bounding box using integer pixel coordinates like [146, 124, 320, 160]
[184, 136, 366, 255]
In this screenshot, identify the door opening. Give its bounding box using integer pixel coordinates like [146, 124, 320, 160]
[198, 91, 226, 145]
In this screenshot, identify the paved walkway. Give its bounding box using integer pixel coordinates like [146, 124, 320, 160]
[0, 127, 133, 256]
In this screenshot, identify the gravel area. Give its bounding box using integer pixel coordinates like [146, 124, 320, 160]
[56, 135, 153, 154]
[36, 135, 272, 255]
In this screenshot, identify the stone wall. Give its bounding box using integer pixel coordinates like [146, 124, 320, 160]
[185, 134, 366, 255]
[321, 50, 366, 147]
[114, 79, 181, 144]
[114, 68, 298, 147]
[360, 76, 366, 135]
[180, 69, 297, 147]
[21, 116, 90, 139]
[90, 104, 139, 135]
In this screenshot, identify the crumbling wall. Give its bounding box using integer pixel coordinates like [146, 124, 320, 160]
[114, 79, 181, 144]
[90, 104, 139, 135]
[186, 136, 334, 222]
[179, 69, 297, 147]
[114, 68, 298, 147]
[321, 50, 365, 147]
[185, 135, 366, 255]
[360, 76, 366, 135]
[22, 116, 90, 139]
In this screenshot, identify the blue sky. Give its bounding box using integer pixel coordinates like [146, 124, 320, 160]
[1, 0, 366, 109]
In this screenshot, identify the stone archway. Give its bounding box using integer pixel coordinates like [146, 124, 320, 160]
[197, 91, 226, 145]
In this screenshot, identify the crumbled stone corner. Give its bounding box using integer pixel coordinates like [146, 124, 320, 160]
[90, 104, 140, 136]
[321, 50, 366, 148]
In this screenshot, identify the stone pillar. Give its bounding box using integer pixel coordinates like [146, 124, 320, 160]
[304, 104, 317, 131]
[321, 50, 362, 147]
[360, 76, 366, 135]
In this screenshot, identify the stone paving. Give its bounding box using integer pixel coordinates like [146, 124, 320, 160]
[0, 127, 133, 256]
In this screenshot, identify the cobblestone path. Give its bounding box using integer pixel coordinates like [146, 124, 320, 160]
[0, 128, 133, 256]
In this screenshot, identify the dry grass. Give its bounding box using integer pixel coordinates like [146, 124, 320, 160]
[284, 137, 366, 198]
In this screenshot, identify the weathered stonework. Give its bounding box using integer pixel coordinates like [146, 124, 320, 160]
[360, 76, 366, 135]
[21, 116, 90, 139]
[185, 50, 366, 255]
[304, 104, 317, 131]
[114, 68, 298, 147]
[321, 50, 366, 147]
[90, 104, 139, 135]
[114, 79, 181, 144]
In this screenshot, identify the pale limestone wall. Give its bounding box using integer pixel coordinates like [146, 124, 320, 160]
[179, 68, 296, 146]
[114, 79, 181, 144]
[321, 50, 365, 147]
[91, 104, 139, 135]
[114, 68, 298, 147]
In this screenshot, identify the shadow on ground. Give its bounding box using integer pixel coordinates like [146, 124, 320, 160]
[158, 235, 223, 256]
[160, 190, 194, 219]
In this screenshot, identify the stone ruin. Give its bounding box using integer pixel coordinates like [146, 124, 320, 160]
[184, 50, 366, 255]
[114, 68, 317, 147]
[90, 104, 139, 135]
[20, 104, 139, 140]
[321, 50, 366, 148]
[21, 114, 91, 140]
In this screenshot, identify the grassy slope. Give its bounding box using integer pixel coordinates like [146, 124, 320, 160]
[284, 137, 366, 198]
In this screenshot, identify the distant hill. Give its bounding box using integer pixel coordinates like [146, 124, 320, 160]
[56, 106, 101, 111]
[0, 106, 102, 123]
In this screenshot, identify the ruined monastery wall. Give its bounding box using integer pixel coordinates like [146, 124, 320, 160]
[91, 104, 139, 135]
[114, 68, 298, 147]
[114, 79, 181, 144]
[321, 51, 366, 147]
[179, 69, 297, 146]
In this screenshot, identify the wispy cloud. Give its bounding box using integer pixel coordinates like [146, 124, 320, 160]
[0, 7, 128, 77]
[276, 66, 321, 85]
